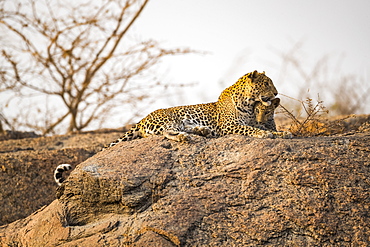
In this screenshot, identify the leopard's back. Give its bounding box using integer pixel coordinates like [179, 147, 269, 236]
[104, 102, 218, 149]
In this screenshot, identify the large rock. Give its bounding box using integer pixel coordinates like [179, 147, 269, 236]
[0, 131, 121, 225]
[1, 133, 370, 246]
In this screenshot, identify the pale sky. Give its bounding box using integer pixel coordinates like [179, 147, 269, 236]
[131, 0, 370, 111]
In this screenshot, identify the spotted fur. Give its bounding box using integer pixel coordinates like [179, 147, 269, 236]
[105, 70, 291, 149]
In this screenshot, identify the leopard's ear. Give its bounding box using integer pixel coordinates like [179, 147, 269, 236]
[247, 70, 259, 79]
[271, 98, 280, 107]
[252, 70, 259, 78]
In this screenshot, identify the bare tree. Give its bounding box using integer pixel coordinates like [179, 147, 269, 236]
[0, 0, 195, 134]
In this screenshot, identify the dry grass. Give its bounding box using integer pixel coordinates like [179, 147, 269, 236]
[278, 96, 362, 137]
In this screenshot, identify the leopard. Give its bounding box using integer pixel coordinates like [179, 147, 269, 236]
[54, 70, 292, 186]
[104, 70, 291, 148]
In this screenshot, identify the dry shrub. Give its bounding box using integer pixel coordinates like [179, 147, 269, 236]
[279, 97, 327, 136]
[279, 96, 360, 137]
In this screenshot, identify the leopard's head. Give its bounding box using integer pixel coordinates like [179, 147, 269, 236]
[243, 70, 278, 106]
[220, 71, 278, 113]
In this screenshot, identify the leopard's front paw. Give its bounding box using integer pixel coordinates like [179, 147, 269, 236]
[258, 131, 274, 139]
[178, 132, 192, 142]
[273, 131, 293, 139]
[282, 131, 293, 139]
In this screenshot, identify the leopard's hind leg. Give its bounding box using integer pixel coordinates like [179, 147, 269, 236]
[160, 121, 194, 142]
[162, 130, 191, 142]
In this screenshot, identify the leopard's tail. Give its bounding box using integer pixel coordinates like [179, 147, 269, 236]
[102, 125, 142, 150]
[54, 164, 72, 186]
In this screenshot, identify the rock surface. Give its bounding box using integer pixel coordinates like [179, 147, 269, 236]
[0, 131, 122, 225]
[1, 131, 370, 246]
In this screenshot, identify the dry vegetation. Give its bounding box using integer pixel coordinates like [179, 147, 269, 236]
[273, 41, 369, 116]
[276, 96, 369, 137]
[0, 0, 195, 135]
[269, 41, 370, 137]
[279, 97, 329, 136]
